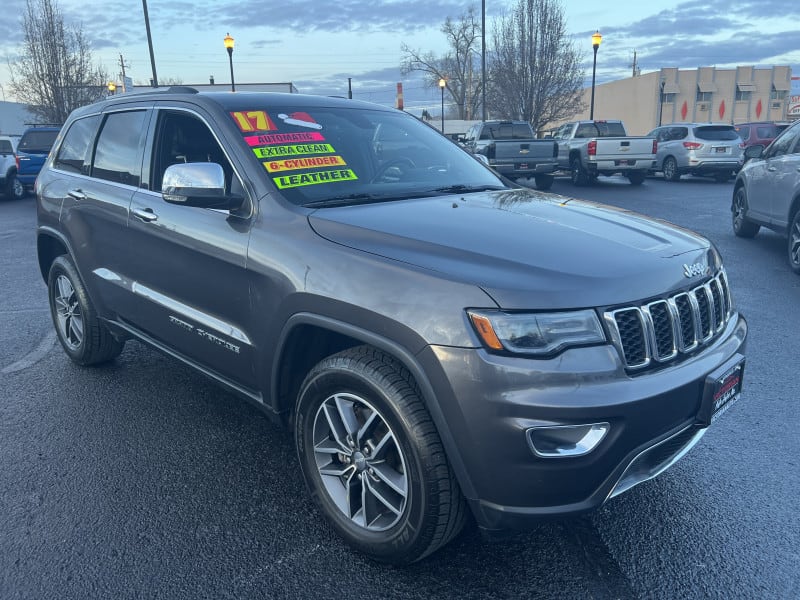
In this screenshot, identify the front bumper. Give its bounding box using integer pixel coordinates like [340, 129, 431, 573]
[419, 312, 747, 532]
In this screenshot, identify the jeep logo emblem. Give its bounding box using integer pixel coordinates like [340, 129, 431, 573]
[683, 262, 707, 278]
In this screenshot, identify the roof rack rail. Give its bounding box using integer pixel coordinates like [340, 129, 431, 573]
[23, 123, 62, 127]
[165, 86, 199, 94]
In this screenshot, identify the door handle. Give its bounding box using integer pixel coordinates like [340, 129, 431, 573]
[67, 189, 86, 200]
[767, 167, 777, 172]
[132, 207, 158, 222]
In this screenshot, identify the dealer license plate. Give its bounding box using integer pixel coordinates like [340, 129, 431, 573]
[518, 163, 528, 170]
[715, 146, 727, 153]
[705, 356, 745, 423]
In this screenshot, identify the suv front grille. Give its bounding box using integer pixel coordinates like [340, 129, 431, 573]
[604, 271, 732, 371]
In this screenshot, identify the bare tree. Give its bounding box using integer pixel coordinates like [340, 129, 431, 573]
[488, 0, 584, 132]
[8, 0, 108, 124]
[401, 6, 482, 120]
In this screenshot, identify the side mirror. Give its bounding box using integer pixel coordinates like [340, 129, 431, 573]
[744, 145, 765, 160]
[162, 162, 243, 210]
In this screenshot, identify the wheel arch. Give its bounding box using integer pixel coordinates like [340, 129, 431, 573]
[271, 312, 478, 500]
[36, 228, 71, 282]
[788, 193, 800, 228]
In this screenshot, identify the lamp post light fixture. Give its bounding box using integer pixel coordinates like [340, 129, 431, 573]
[590, 30, 602, 119]
[439, 78, 446, 134]
[224, 33, 236, 92]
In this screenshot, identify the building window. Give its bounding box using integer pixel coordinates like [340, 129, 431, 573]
[770, 89, 787, 100]
[735, 89, 751, 102]
[696, 90, 712, 102]
[662, 93, 677, 104]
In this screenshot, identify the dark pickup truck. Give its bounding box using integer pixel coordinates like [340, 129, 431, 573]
[463, 120, 558, 190]
[16, 125, 61, 195]
[36, 89, 747, 564]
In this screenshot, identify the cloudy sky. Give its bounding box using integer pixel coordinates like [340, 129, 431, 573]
[1, 0, 799, 115]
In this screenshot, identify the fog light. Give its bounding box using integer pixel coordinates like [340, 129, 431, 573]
[526, 423, 609, 458]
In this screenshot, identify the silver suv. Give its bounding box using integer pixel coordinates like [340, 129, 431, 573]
[648, 123, 744, 182]
[732, 119, 800, 274]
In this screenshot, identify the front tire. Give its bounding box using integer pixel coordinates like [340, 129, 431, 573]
[47, 255, 124, 365]
[732, 186, 760, 238]
[663, 157, 680, 182]
[789, 210, 800, 275]
[295, 346, 467, 564]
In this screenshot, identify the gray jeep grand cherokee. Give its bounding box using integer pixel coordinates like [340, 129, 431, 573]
[35, 88, 747, 564]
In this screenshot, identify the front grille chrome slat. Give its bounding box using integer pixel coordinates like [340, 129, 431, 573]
[605, 271, 733, 371]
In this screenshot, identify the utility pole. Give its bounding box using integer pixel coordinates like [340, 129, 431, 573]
[118, 54, 130, 92]
[142, 0, 158, 87]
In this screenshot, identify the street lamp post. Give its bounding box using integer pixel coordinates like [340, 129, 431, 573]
[224, 33, 236, 92]
[590, 30, 602, 120]
[658, 79, 666, 127]
[439, 78, 446, 134]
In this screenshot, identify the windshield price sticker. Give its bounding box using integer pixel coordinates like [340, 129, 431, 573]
[253, 143, 336, 159]
[244, 131, 326, 146]
[264, 155, 347, 173]
[230, 111, 278, 133]
[273, 168, 358, 189]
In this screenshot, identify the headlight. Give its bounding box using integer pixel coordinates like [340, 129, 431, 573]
[467, 309, 606, 356]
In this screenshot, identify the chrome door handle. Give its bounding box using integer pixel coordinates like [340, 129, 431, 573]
[767, 167, 777, 172]
[132, 207, 158, 222]
[67, 189, 86, 200]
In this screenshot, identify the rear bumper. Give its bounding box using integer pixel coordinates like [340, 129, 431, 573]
[587, 158, 656, 172]
[684, 159, 743, 174]
[420, 312, 747, 532]
[492, 161, 558, 177]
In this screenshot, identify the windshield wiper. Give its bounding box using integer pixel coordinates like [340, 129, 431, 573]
[303, 193, 383, 208]
[430, 184, 507, 194]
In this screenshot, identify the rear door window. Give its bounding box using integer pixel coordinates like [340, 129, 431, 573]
[693, 126, 738, 141]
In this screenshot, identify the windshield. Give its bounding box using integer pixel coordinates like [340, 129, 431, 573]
[229, 105, 507, 207]
[19, 129, 60, 153]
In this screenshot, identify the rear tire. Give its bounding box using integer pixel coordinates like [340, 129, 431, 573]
[732, 186, 760, 238]
[47, 255, 124, 365]
[534, 174, 554, 191]
[295, 346, 467, 564]
[570, 157, 588, 186]
[663, 157, 680, 181]
[4, 174, 25, 199]
[789, 210, 800, 275]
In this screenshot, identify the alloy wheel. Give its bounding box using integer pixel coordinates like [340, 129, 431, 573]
[53, 274, 83, 349]
[312, 392, 408, 531]
[790, 215, 800, 269]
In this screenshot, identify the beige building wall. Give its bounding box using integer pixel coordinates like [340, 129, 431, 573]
[546, 66, 793, 136]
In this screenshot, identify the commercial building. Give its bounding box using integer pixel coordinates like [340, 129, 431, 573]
[551, 66, 794, 135]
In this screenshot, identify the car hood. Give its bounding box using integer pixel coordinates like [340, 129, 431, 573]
[308, 189, 715, 309]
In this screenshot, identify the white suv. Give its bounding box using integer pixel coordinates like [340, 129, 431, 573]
[0, 135, 25, 200]
[648, 123, 745, 183]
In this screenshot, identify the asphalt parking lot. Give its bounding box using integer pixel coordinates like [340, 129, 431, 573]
[1, 174, 799, 599]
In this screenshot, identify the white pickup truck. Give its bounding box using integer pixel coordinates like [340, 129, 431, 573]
[553, 120, 657, 186]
